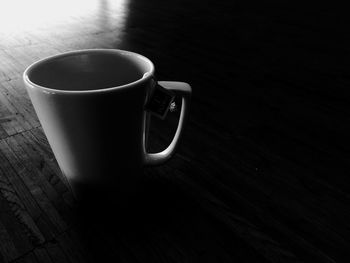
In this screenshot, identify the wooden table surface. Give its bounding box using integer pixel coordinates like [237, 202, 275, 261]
[1, 0, 350, 262]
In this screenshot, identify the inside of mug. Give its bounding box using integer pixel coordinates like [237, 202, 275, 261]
[27, 51, 153, 91]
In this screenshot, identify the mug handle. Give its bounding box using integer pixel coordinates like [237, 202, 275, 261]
[143, 81, 192, 166]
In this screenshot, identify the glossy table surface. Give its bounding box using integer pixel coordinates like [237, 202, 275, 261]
[0, 0, 350, 262]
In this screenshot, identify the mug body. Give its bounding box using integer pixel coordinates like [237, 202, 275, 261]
[23, 49, 155, 191]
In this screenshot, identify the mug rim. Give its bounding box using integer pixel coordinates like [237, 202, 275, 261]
[23, 48, 155, 94]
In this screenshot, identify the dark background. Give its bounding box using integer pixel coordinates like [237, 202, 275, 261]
[124, 1, 350, 262]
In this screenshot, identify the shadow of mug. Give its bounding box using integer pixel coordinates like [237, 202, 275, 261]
[71, 173, 203, 262]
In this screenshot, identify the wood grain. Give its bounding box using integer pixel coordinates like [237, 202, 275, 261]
[0, 0, 350, 262]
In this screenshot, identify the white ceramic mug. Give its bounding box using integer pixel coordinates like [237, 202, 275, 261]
[23, 49, 191, 195]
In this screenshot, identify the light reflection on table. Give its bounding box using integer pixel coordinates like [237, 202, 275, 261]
[0, 0, 129, 45]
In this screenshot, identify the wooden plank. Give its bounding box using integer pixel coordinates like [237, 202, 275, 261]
[13, 133, 73, 222]
[65, 228, 92, 263]
[0, 168, 45, 248]
[157, 166, 307, 263]
[6, 80, 37, 115]
[2, 48, 36, 75]
[12, 252, 38, 263]
[0, 219, 18, 262]
[20, 130, 59, 174]
[19, 44, 61, 62]
[25, 128, 76, 205]
[21, 130, 71, 193]
[2, 137, 68, 232]
[2, 49, 32, 74]
[29, 128, 53, 159]
[6, 45, 41, 70]
[170, 151, 342, 263]
[0, 123, 8, 139]
[33, 247, 54, 263]
[5, 135, 60, 202]
[196, 168, 337, 261]
[181, 119, 350, 250]
[6, 78, 29, 98]
[0, 113, 23, 135]
[26, 128, 74, 207]
[0, 188, 35, 255]
[13, 132, 65, 194]
[0, 33, 20, 50]
[0, 50, 19, 80]
[0, 144, 52, 242]
[0, 87, 24, 135]
[0, 50, 26, 78]
[0, 140, 64, 238]
[0, 81, 39, 128]
[46, 241, 71, 263]
[57, 232, 86, 263]
[0, 145, 39, 217]
[0, 67, 11, 82]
